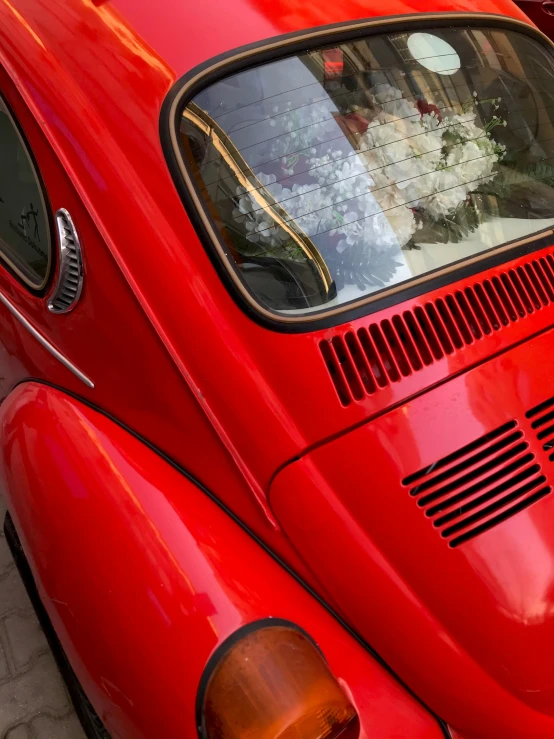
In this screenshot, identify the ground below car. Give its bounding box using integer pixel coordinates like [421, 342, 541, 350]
[0, 494, 85, 739]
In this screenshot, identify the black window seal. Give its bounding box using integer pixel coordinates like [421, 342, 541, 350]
[0, 89, 55, 294]
[160, 12, 554, 334]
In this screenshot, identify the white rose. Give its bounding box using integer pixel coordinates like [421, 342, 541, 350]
[372, 183, 407, 211]
[426, 185, 469, 218]
[370, 83, 403, 105]
[385, 205, 417, 247]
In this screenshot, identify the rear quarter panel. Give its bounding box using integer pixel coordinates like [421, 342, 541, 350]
[0, 382, 445, 739]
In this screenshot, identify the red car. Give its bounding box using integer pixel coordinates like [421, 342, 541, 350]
[514, 0, 554, 38]
[3, 1, 554, 738]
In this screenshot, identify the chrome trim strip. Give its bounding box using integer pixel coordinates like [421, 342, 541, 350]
[0, 290, 94, 388]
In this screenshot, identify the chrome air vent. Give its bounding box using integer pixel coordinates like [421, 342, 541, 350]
[320, 250, 554, 406]
[403, 421, 551, 548]
[47, 209, 83, 314]
[526, 396, 554, 461]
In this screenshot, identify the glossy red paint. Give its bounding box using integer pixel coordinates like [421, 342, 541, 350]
[271, 324, 554, 739]
[0, 0, 535, 506]
[515, 0, 554, 39]
[0, 58, 308, 576]
[0, 2, 554, 739]
[0, 382, 445, 739]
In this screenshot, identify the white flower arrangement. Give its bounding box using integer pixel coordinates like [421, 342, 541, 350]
[231, 81, 505, 290]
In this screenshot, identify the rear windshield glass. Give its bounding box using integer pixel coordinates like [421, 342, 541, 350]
[179, 24, 554, 317]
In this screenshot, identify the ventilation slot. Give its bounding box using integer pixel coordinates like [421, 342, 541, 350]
[402, 421, 550, 547]
[321, 248, 554, 405]
[48, 209, 83, 314]
[526, 395, 554, 461]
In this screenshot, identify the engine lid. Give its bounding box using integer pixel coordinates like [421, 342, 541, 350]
[270, 326, 554, 739]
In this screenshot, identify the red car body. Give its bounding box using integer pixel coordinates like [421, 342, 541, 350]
[514, 0, 554, 39]
[1, 1, 554, 738]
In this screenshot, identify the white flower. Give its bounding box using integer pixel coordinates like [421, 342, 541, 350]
[370, 83, 403, 104]
[230, 80, 503, 287]
[238, 195, 254, 214]
[373, 184, 407, 211]
[426, 187, 469, 218]
[244, 220, 259, 242]
[421, 113, 441, 131]
[257, 172, 277, 186]
[385, 206, 417, 247]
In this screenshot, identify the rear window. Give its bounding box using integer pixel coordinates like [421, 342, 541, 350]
[176, 22, 554, 319]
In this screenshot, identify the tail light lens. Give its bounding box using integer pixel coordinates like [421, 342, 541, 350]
[198, 621, 359, 739]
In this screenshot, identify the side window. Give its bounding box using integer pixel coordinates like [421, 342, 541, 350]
[0, 96, 51, 290]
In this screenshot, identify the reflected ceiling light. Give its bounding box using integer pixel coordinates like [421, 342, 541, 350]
[407, 33, 461, 75]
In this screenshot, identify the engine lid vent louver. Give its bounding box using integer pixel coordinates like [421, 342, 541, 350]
[403, 421, 551, 547]
[320, 250, 554, 406]
[48, 208, 83, 314]
[526, 396, 554, 461]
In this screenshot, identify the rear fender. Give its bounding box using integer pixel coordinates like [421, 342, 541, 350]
[0, 382, 446, 739]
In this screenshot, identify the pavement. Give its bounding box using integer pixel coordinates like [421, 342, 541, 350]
[0, 495, 86, 739]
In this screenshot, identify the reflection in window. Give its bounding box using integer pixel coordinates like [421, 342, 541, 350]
[179, 26, 554, 316]
[0, 98, 51, 289]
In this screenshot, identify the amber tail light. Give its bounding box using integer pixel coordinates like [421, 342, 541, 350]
[197, 620, 360, 739]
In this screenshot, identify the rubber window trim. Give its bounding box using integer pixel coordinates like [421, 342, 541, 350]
[160, 13, 554, 334]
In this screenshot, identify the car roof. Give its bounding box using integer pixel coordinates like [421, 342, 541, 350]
[0, 1, 534, 200]
[101, 0, 531, 78]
